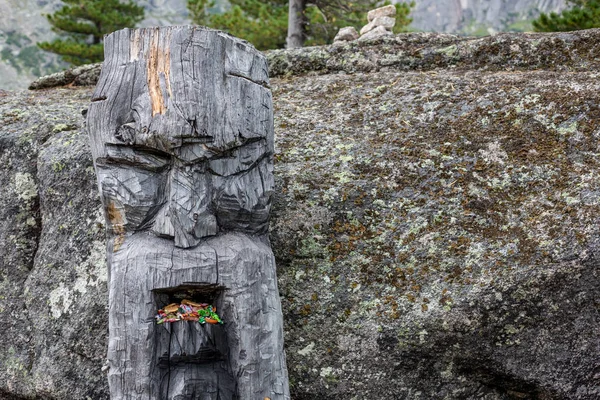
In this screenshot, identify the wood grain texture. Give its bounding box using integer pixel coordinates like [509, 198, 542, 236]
[87, 26, 289, 399]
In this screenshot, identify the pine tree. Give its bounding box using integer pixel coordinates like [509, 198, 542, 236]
[187, 0, 413, 51]
[211, 0, 288, 50]
[533, 0, 600, 32]
[38, 0, 144, 66]
[188, 0, 218, 27]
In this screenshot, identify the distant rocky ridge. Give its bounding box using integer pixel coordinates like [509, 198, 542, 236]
[0, 0, 568, 89]
[401, 0, 567, 35]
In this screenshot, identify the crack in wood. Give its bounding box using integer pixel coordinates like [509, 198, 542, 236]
[227, 72, 270, 89]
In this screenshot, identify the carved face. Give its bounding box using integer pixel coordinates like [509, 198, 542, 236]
[88, 27, 274, 248]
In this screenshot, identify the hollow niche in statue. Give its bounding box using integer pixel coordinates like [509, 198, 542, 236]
[87, 26, 289, 400]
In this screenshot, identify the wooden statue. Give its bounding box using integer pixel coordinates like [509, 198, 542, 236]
[87, 26, 290, 399]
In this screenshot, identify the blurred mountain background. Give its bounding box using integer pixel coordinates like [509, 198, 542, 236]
[402, 0, 567, 34]
[0, 0, 567, 90]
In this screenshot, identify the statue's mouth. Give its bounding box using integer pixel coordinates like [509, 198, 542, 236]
[158, 346, 224, 367]
[153, 283, 228, 366]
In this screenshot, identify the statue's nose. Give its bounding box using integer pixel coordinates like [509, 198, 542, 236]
[151, 164, 218, 248]
[151, 204, 175, 238]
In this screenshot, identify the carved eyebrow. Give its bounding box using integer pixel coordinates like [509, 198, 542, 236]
[98, 144, 171, 172]
[207, 139, 269, 176]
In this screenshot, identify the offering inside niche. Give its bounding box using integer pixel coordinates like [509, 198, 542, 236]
[155, 299, 223, 325]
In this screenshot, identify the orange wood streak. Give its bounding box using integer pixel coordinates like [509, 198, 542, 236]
[106, 202, 126, 251]
[146, 29, 171, 116]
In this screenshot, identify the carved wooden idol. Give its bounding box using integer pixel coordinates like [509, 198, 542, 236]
[87, 26, 290, 399]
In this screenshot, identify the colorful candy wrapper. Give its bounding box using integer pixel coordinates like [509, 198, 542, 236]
[155, 301, 223, 325]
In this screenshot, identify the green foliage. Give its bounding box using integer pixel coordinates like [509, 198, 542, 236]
[392, 2, 414, 34]
[187, 0, 414, 50]
[38, 0, 144, 66]
[188, 0, 216, 26]
[533, 0, 600, 32]
[215, 0, 288, 50]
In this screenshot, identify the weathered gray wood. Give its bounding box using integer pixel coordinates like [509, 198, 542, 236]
[87, 26, 289, 400]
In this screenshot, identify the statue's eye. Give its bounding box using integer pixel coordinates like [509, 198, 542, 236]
[103, 144, 171, 172]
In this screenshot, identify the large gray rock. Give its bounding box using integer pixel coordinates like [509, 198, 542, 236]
[266, 29, 600, 76]
[0, 87, 107, 399]
[333, 27, 360, 43]
[2, 30, 600, 399]
[360, 16, 396, 36]
[359, 25, 394, 41]
[29, 63, 102, 90]
[367, 4, 396, 22]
